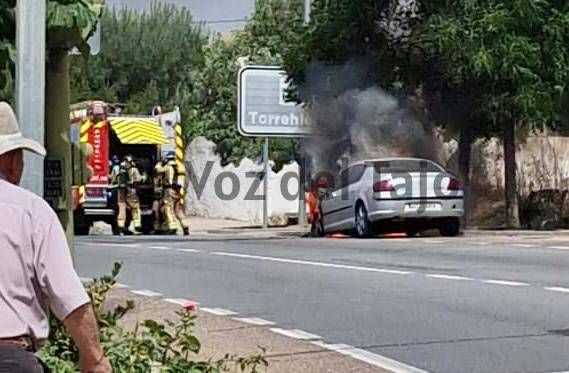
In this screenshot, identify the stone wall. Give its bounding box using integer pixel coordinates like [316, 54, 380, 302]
[442, 136, 569, 196]
[184, 137, 299, 225]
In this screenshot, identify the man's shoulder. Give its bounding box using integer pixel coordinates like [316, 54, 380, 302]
[0, 180, 56, 221]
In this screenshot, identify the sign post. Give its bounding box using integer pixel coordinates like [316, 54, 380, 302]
[238, 66, 312, 228]
[263, 137, 269, 229]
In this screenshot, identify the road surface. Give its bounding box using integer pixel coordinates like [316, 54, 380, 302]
[75, 234, 569, 373]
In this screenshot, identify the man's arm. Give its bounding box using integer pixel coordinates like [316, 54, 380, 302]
[32, 208, 111, 372]
[63, 304, 111, 373]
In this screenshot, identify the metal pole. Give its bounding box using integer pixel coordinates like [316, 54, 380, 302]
[298, 156, 307, 225]
[263, 137, 269, 229]
[304, 0, 312, 24]
[15, 0, 46, 196]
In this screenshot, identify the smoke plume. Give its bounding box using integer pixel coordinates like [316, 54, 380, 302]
[299, 61, 439, 175]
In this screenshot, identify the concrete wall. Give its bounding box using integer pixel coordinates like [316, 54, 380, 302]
[184, 137, 299, 225]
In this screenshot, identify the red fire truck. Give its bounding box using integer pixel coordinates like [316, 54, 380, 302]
[70, 101, 186, 235]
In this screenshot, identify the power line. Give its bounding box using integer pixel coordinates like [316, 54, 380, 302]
[193, 18, 247, 25]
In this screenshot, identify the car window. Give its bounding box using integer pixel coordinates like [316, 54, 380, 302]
[373, 159, 443, 174]
[336, 165, 366, 190]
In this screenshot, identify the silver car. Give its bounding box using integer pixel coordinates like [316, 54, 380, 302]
[317, 158, 464, 238]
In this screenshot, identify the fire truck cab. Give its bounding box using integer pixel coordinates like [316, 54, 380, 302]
[70, 101, 186, 235]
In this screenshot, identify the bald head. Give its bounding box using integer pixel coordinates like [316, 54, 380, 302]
[0, 149, 24, 185]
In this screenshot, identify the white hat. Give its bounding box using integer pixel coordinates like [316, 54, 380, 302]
[0, 102, 46, 157]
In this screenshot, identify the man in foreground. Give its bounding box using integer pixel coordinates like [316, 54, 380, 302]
[0, 102, 111, 372]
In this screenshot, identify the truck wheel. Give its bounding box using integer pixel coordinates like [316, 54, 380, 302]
[74, 212, 91, 236]
[141, 215, 155, 235]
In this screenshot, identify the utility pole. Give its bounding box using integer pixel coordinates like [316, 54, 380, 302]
[297, 0, 311, 226]
[15, 0, 46, 196]
[304, 0, 312, 24]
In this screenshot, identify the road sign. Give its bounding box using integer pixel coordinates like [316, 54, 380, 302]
[238, 66, 312, 137]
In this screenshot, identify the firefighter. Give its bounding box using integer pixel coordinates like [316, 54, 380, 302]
[162, 152, 190, 236]
[152, 159, 166, 233]
[116, 155, 142, 235]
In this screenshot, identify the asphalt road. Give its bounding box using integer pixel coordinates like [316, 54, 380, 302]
[75, 234, 569, 373]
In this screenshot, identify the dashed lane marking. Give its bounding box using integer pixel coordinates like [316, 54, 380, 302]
[130, 289, 163, 297]
[92, 243, 140, 248]
[200, 307, 238, 316]
[471, 242, 489, 246]
[511, 244, 536, 248]
[149, 246, 171, 251]
[548, 246, 569, 251]
[423, 239, 445, 244]
[426, 274, 474, 281]
[234, 317, 275, 326]
[114, 283, 130, 289]
[79, 277, 92, 284]
[482, 280, 530, 287]
[311, 341, 430, 373]
[545, 287, 569, 294]
[270, 328, 322, 341]
[175, 248, 201, 253]
[211, 252, 412, 275]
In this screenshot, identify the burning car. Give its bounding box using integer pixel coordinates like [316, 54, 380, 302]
[312, 158, 464, 238]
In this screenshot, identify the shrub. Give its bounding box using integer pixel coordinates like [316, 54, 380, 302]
[38, 262, 267, 372]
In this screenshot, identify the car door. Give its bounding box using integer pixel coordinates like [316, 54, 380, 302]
[321, 165, 365, 232]
[321, 168, 348, 232]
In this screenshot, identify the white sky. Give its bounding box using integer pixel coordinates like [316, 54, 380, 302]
[106, 0, 255, 33]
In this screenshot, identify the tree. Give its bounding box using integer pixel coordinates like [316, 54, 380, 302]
[425, 0, 569, 228]
[185, 0, 304, 166]
[71, 2, 207, 110]
[0, 0, 15, 102]
[46, 0, 103, 240]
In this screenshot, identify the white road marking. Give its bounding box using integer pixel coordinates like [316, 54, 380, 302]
[149, 246, 171, 251]
[200, 307, 238, 316]
[175, 248, 201, 253]
[511, 244, 536, 248]
[482, 280, 530, 287]
[234, 317, 275, 326]
[211, 252, 412, 275]
[79, 277, 92, 284]
[426, 274, 474, 281]
[545, 287, 569, 294]
[164, 298, 198, 307]
[114, 283, 130, 289]
[312, 341, 430, 373]
[471, 242, 489, 246]
[270, 328, 322, 341]
[423, 240, 445, 244]
[95, 243, 140, 248]
[131, 289, 162, 297]
[548, 246, 569, 251]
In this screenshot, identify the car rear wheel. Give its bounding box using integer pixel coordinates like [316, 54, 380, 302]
[355, 204, 373, 238]
[439, 218, 460, 237]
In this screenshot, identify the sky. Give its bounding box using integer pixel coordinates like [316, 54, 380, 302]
[106, 0, 255, 33]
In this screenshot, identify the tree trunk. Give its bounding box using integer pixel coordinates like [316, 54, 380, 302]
[46, 48, 74, 247]
[503, 120, 520, 228]
[458, 125, 473, 226]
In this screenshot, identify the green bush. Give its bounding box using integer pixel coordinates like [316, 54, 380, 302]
[39, 263, 267, 372]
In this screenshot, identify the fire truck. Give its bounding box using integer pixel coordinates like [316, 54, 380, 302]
[70, 101, 186, 235]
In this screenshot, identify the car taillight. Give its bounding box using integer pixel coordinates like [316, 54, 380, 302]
[373, 180, 394, 192]
[447, 178, 461, 191]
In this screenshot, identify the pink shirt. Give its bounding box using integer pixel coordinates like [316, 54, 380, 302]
[0, 177, 90, 344]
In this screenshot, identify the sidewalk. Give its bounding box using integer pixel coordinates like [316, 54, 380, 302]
[190, 217, 569, 240]
[106, 287, 389, 373]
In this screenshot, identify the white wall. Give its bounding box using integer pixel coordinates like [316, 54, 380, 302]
[184, 137, 299, 225]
